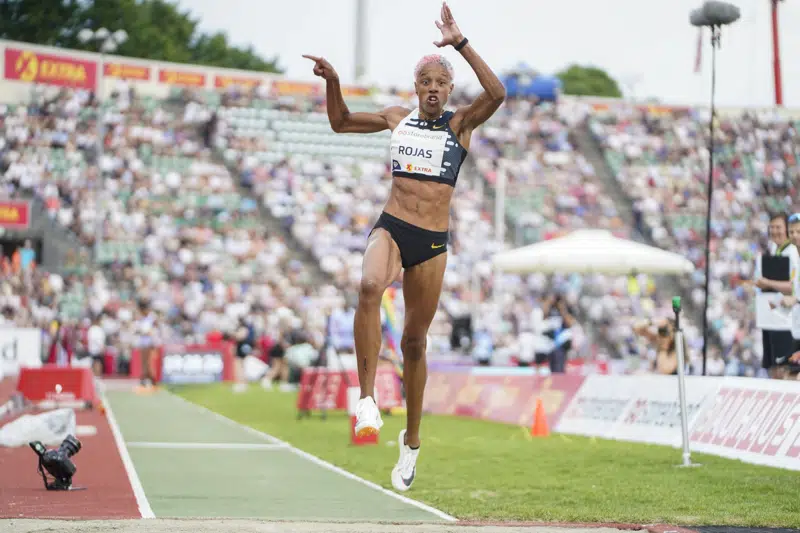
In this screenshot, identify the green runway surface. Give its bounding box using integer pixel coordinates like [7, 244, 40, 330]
[172, 383, 800, 528]
[105, 389, 447, 521]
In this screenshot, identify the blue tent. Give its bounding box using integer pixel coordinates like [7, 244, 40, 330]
[528, 75, 562, 102]
[501, 71, 562, 101]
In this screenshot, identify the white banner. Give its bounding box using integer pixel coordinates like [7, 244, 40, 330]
[0, 327, 43, 377]
[557, 374, 800, 471]
[556, 374, 640, 439]
[756, 292, 792, 330]
[689, 378, 800, 471]
[557, 375, 722, 447]
[612, 375, 722, 447]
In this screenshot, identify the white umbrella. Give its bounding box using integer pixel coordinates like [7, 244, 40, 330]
[491, 229, 695, 276]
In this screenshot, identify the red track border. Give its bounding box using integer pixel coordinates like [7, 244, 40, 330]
[0, 379, 140, 519]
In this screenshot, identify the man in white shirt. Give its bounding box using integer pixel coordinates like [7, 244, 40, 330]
[136, 304, 158, 387]
[755, 213, 799, 378]
[328, 304, 356, 353]
[87, 317, 106, 377]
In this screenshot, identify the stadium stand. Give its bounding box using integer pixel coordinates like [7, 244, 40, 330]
[588, 105, 800, 376]
[209, 86, 711, 374]
[1, 85, 338, 377]
[3, 63, 795, 380]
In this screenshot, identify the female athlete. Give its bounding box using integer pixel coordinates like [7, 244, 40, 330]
[304, 1, 505, 492]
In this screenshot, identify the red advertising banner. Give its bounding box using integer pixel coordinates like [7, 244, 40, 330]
[17, 365, 96, 403]
[423, 371, 585, 429]
[296, 366, 402, 412]
[562, 359, 609, 375]
[0, 200, 31, 229]
[589, 102, 689, 116]
[104, 62, 150, 81]
[4, 48, 97, 89]
[158, 69, 206, 87]
[341, 85, 370, 97]
[214, 75, 262, 89]
[272, 80, 321, 96]
[690, 386, 800, 465]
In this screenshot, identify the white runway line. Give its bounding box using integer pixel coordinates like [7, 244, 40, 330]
[100, 388, 156, 519]
[127, 441, 289, 451]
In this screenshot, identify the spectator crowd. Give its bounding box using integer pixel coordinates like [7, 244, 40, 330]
[589, 104, 800, 377]
[2, 78, 797, 381]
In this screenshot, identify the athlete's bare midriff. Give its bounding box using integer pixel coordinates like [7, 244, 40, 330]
[383, 176, 454, 232]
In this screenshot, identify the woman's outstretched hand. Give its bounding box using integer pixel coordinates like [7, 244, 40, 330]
[433, 2, 465, 48]
[302, 55, 339, 81]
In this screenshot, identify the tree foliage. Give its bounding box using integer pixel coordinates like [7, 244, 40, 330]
[556, 64, 622, 98]
[0, 0, 282, 73]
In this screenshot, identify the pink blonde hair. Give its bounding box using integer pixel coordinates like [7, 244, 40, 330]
[414, 54, 454, 80]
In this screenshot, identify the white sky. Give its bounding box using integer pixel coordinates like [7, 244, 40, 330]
[177, 0, 800, 109]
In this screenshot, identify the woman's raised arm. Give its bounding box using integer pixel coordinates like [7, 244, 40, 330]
[303, 55, 407, 134]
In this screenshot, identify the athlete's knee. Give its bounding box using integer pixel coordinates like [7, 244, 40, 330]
[401, 332, 427, 362]
[358, 277, 384, 305]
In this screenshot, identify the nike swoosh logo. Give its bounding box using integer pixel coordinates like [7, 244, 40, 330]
[432, 125, 445, 130]
[401, 467, 415, 487]
[431, 243, 445, 249]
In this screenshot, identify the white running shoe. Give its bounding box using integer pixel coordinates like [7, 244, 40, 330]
[354, 396, 383, 438]
[391, 429, 419, 492]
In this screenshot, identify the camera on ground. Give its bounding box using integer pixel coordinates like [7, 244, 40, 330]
[29, 434, 82, 491]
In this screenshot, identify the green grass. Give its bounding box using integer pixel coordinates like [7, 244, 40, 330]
[174, 383, 800, 527]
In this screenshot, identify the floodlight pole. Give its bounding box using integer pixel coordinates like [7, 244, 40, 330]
[771, 0, 783, 106]
[700, 25, 721, 377]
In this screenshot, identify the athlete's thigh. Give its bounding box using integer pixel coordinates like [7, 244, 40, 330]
[401, 252, 447, 332]
[361, 228, 402, 289]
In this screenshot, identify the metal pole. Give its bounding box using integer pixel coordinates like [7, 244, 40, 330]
[95, 50, 106, 254]
[771, 0, 783, 106]
[495, 167, 506, 244]
[493, 168, 506, 314]
[673, 296, 700, 468]
[354, 0, 367, 83]
[675, 329, 692, 466]
[98, 50, 105, 161]
[471, 267, 480, 326]
[701, 26, 719, 377]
